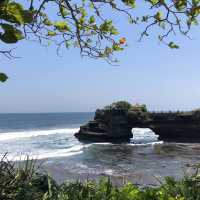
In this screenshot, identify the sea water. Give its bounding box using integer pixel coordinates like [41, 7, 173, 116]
[0, 113, 92, 160]
[0, 113, 200, 185]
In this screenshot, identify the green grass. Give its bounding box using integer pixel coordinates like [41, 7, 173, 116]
[1, 155, 200, 200]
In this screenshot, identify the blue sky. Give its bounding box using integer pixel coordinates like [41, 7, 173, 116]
[0, 6, 200, 113]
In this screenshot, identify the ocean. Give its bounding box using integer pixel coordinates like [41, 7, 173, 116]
[0, 113, 93, 160]
[0, 113, 200, 185]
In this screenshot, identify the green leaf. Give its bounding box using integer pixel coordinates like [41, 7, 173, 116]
[5, 2, 25, 24]
[22, 10, 34, 24]
[54, 21, 70, 32]
[47, 31, 57, 37]
[174, 0, 187, 11]
[110, 27, 119, 35]
[154, 11, 162, 20]
[79, 7, 87, 17]
[89, 15, 95, 24]
[0, 73, 8, 82]
[149, 0, 159, 5]
[0, 23, 24, 43]
[112, 43, 123, 51]
[142, 16, 149, 22]
[122, 0, 136, 8]
[60, 6, 70, 17]
[43, 18, 53, 26]
[168, 42, 180, 49]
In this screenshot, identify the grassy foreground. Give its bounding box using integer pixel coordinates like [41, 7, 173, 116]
[1, 156, 200, 200]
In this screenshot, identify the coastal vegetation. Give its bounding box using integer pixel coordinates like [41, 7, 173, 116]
[1, 0, 200, 82]
[1, 156, 200, 200]
[96, 101, 149, 122]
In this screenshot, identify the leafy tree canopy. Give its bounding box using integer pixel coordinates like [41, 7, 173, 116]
[104, 101, 132, 112]
[0, 0, 200, 82]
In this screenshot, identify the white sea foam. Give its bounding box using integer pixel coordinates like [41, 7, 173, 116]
[6, 144, 91, 161]
[131, 128, 161, 144]
[0, 127, 164, 161]
[104, 169, 114, 176]
[92, 142, 112, 145]
[128, 141, 163, 146]
[0, 128, 80, 141]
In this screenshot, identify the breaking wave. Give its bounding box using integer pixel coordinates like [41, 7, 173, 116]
[0, 127, 163, 161]
[131, 128, 162, 144]
[0, 128, 80, 141]
[6, 144, 91, 161]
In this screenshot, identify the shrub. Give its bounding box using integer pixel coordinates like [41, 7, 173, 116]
[104, 101, 132, 112]
[127, 104, 149, 123]
[129, 104, 148, 113]
[0, 155, 53, 200]
[1, 155, 200, 200]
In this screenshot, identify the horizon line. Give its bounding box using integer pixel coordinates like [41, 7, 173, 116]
[0, 111, 95, 114]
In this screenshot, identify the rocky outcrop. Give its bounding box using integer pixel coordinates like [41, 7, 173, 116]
[75, 112, 133, 142]
[148, 112, 200, 141]
[75, 101, 148, 141]
[75, 101, 200, 142]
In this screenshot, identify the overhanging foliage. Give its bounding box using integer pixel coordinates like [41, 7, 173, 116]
[0, 0, 200, 82]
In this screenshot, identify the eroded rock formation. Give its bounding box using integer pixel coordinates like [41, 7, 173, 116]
[75, 101, 200, 142]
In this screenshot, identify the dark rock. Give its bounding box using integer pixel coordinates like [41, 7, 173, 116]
[75, 101, 200, 142]
[75, 101, 147, 142]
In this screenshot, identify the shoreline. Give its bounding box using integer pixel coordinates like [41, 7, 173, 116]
[14, 141, 199, 187]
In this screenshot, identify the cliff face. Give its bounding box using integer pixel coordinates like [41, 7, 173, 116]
[75, 101, 200, 142]
[147, 112, 200, 141]
[75, 109, 133, 141]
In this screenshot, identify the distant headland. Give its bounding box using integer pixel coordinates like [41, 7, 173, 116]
[75, 101, 200, 142]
